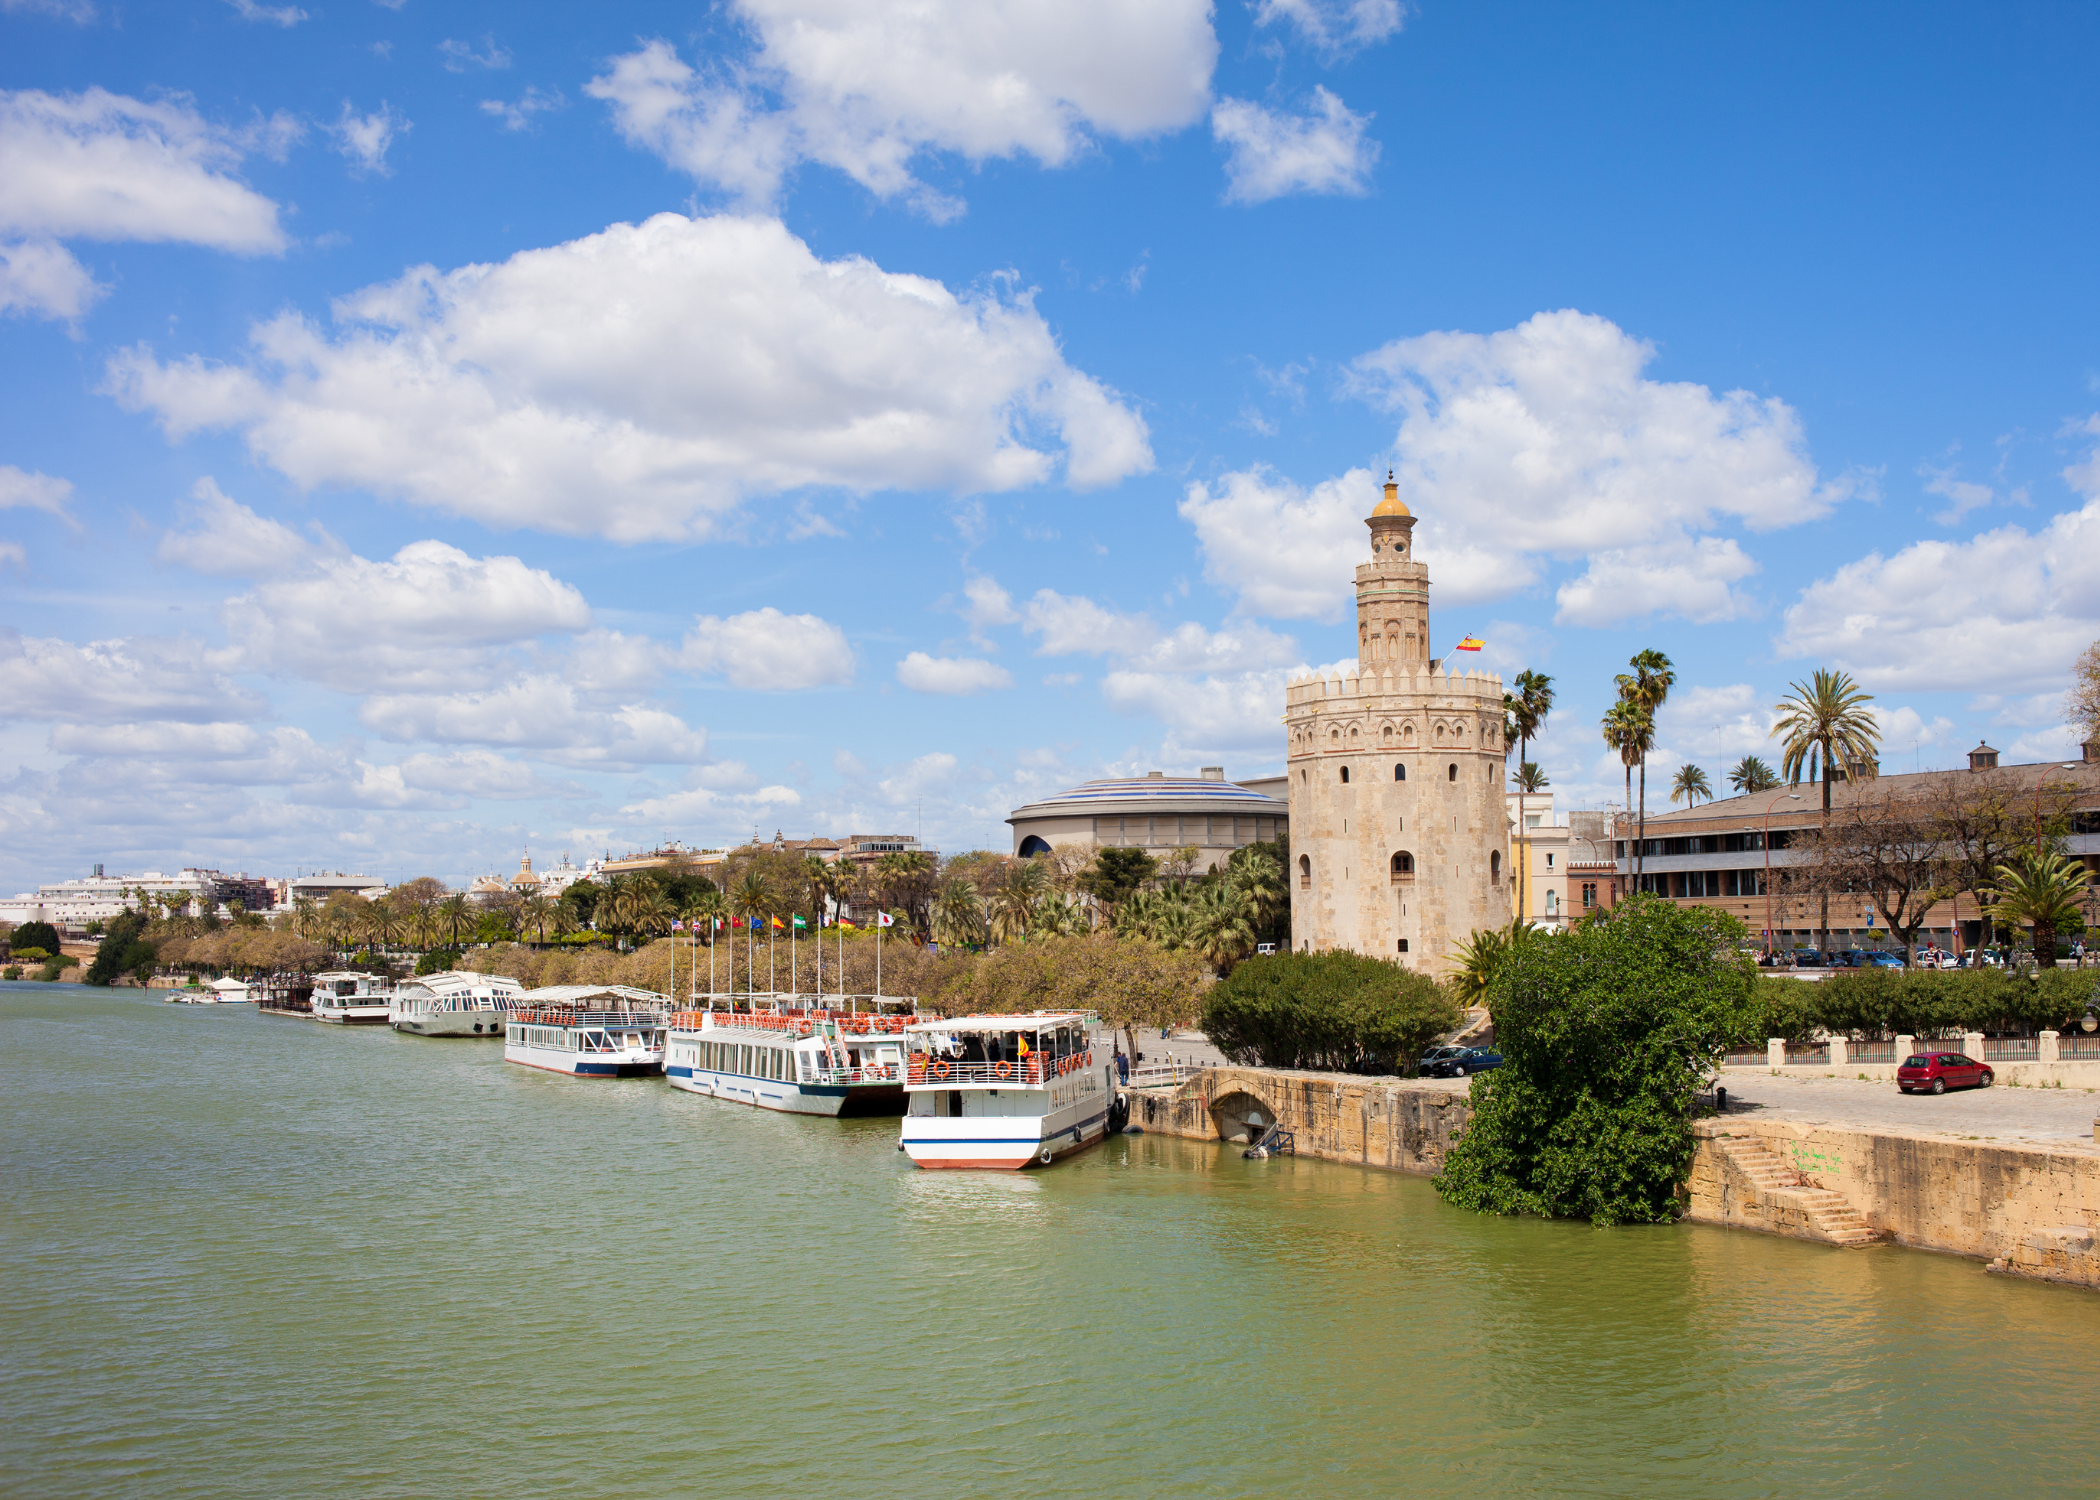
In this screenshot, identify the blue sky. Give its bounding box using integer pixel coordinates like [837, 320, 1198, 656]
[4, 0, 2099, 892]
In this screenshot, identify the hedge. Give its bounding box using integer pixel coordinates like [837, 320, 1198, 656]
[1748, 967, 2100, 1042]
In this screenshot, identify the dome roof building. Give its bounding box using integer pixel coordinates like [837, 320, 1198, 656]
[1006, 769, 1287, 869]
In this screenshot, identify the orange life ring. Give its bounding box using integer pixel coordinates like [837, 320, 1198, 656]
[933, 1059, 951, 1079]
[996, 1060, 1012, 1079]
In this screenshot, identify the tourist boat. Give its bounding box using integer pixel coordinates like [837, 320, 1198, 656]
[388, 970, 525, 1036]
[900, 1012, 1127, 1169]
[310, 970, 394, 1024]
[503, 986, 672, 1077]
[163, 976, 252, 1004]
[664, 994, 916, 1117]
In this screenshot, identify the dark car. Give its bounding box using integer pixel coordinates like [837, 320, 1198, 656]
[1791, 947, 1824, 968]
[1422, 1045, 1503, 1078]
[1897, 1052, 1993, 1094]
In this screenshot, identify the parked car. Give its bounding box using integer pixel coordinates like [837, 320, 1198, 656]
[1897, 1052, 1994, 1094]
[1421, 1045, 1503, 1078]
[1862, 952, 1905, 969]
[1791, 947, 1824, 968]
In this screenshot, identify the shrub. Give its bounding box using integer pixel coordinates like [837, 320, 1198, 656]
[84, 912, 158, 987]
[416, 946, 464, 976]
[1435, 895, 1759, 1226]
[37, 957, 73, 982]
[1201, 951, 1458, 1073]
[2, 965, 20, 980]
[1746, 967, 2099, 1040]
[11, 921, 61, 956]
[10, 947, 51, 963]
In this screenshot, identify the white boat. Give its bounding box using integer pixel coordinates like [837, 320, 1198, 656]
[900, 1012, 1128, 1170]
[665, 994, 915, 1117]
[388, 970, 525, 1036]
[163, 976, 252, 1004]
[504, 986, 671, 1077]
[310, 970, 394, 1024]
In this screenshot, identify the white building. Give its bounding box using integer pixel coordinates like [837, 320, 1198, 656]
[1, 869, 219, 932]
[278, 872, 386, 905]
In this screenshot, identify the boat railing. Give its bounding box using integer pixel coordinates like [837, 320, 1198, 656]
[906, 1051, 1094, 1088]
[812, 1063, 906, 1085]
[510, 1007, 673, 1029]
[671, 1008, 913, 1035]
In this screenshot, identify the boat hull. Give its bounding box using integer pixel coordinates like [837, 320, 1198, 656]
[314, 1005, 391, 1025]
[390, 1014, 507, 1037]
[900, 1060, 1118, 1170]
[665, 1065, 905, 1117]
[504, 1040, 663, 1077]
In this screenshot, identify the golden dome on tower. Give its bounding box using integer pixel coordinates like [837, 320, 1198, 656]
[1371, 471, 1409, 517]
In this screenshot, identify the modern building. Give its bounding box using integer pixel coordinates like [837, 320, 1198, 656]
[1005, 769, 1287, 869]
[279, 872, 386, 905]
[1611, 742, 2100, 951]
[0, 867, 275, 932]
[1283, 477, 1512, 972]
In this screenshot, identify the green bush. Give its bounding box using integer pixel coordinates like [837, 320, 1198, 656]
[415, 946, 464, 976]
[36, 957, 73, 982]
[9, 947, 51, 963]
[10, 921, 61, 956]
[1435, 895, 1759, 1226]
[1746, 967, 2099, 1040]
[2, 965, 20, 980]
[1200, 951, 1458, 1073]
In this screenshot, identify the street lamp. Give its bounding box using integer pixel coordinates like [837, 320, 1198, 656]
[1762, 791, 1803, 961]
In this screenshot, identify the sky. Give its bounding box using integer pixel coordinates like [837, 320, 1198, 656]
[4, 0, 2100, 893]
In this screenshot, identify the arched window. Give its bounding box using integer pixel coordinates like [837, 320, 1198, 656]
[1390, 851, 1414, 883]
[1381, 724, 1393, 746]
[1339, 765, 1350, 784]
[1490, 850, 1502, 886]
[1298, 854, 1311, 890]
[1447, 763, 1458, 782]
[1397, 938, 1410, 953]
[1394, 763, 1406, 781]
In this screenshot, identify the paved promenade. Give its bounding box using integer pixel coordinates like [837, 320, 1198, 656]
[1718, 1071, 2100, 1149]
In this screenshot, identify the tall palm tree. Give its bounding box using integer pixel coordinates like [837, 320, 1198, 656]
[1509, 669, 1555, 772]
[1514, 762, 1550, 793]
[1728, 755, 1780, 794]
[1191, 881, 1258, 974]
[1601, 699, 1650, 888]
[1669, 764, 1713, 808]
[929, 876, 986, 948]
[631, 886, 674, 942]
[437, 893, 470, 948]
[363, 898, 403, 954]
[1984, 851, 2090, 970]
[519, 892, 556, 946]
[1030, 892, 1088, 936]
[290, 896, 318, 940]
[1225, 844, 1284, 937]
[990, 858, 1048, 944]
[407, 903, 441, 952]
[1773, 668, 1880, 955]
[1618, 650, 1674, 883]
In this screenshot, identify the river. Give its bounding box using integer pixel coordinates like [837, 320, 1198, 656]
[3, 983, 2095, 1497]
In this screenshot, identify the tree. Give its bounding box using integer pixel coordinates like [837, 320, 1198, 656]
[1190, 881, 1259, 974]
[1773, 667, 1881, 952]
[1601, 699, 1649, 886]
[437, 893, 471, 947]
[1934, 773, 2077, 952]
[2068, 638, 2100, 748]
[1447, 919, 1547, 1006]
[1508, 669, 1555, 771]
[1201, 951, 1459, 1073]
[990, 858, 1048, 944]
[1434, 895, 1759, 1226]
[1669, 764, 1713, 808]
[1803, 789, 1951, 966]
[1075, 847, 1157, 922]
[1513, 762, 1550, 793]
[1617, 650, 1674, 884]
[11, 920, 60, 955]
[1728, 756, 1780, 794]
[1984, 851, 2091, 969]
[929, 875, 987, 948]
[518, 892, 557, 945]
[84, 910, 158, 987]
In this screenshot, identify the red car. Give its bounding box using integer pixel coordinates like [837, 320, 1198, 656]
[1897, 1052, 1993, 1094]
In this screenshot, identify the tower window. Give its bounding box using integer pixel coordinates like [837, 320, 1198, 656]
[1491, 850, 1502, 886]
[1390, 851, 1414, 883]
[1298, 854, 1311, 890]
[1394, 764, 1406, 781]
[1397, 939, 1409, 953]
[1447, 763, 1458, 782]
[1339, 765, 1350, 784]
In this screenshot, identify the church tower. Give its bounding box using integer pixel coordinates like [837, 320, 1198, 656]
[1284, 477, 1512, 973]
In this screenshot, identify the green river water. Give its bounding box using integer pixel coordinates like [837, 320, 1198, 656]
[4, 983, 2096, 1498]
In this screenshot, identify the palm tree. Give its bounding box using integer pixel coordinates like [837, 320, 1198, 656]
[929, 876, 986, 948]
[1728, 755, 1780, 794]
[1509, 669, 1555, 772]
[1773, 667, 1880, 953]
[363, 898, 403, 954]
[1669, 764, 1713, 808]
[1447, 919, 1545, 1007]
[632, 886, 674, 942]
[1225, 844, 1284, 937]
[1984, 851, 2090, 969]
[1513, 762, 1550, 793]
[1618, 650, 1674, 882]
[1030, 892, 1088, 936]
[407, 903, 441, 952]
[1601, 699, 1650, 886]
[1191, 881, 1258, 974]
[290, 896, 318, 940]
[519, 892, 556, 946]
[990, 859, 1048, 944]
[437, 893, 470, 948]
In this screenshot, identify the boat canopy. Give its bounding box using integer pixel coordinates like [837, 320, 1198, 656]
[520, 984, 670, 1006]
[906, 1011, 1091, 1036]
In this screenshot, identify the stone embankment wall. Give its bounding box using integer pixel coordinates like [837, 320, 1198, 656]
[1126, 1067, 1471, 1175]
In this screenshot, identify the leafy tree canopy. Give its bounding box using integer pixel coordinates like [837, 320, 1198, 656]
[11, 921, 60, 955]
[1076, 847, 1158, 910]
[84, 911, 158, 987]
[1201, 951, 1458, 1073]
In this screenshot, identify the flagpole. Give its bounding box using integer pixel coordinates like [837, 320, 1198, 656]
[791, 919, 797, 1006]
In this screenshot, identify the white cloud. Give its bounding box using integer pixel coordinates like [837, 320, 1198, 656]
[959, 574, 1019, 631]
[0, 88, 291, 249]
[1121, 621, 1299, 673]
[1778, 498, 2100, 693]
[1177, 465, 1377, 622]
[480, 87, 564, 132]
[879, 751, 959, 801]
[360, 679, 709, 767]
[0, 463, 73, 520]
[224, 540, 590, 692]
[895, 651, 1012, 695]
[1655, 683, 1777, 762]
[681, 607, 853, 690]
[2, 0, 97, 20]
[48, 720, 263, 758]
[1553, 535, 1760, 627]
[109, 213, 1151, 541]
[587, 6, 1216, 213]
[0, 629, 261, 724]
[439, 35, 511, 71]
[0, 237, 100, 319]
[1101, 668, 1288, 751]
[157, 477, 318, 576]
[226, 0, 307, 25]
[0, 541, 26, 571]
[1919, 460, 1997, 527]
[327, 101, 405, 175]
[1255, 0, 1406, 56]
[1212, 88, 1378, 204]
[1022, 587, 1153, 655]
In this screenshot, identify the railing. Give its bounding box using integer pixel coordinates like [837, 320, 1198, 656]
[1982, 1037, 2038, 1062]
[811, 1064, 903, 1085]
[2059, 1035, 2100, 1061]
[511, 1007, 672, 1028]
[671, 1008, 913, 1035]
[1720, 1049, 1768, 1068]
[1848, 1040, 1897, 1064]
[1125, 1061, 1201, 1089]
[907, 1051, 1094, 1087]
[1785, 1044, 1830, 1066]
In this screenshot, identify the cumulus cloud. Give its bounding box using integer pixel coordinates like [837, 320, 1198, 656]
[224, 539, 591, 692]
[1255, 0, 1406, 56]
[0, 463, 74, 521]
[157, 477, 319, 576]
[1022, 588, 1150, 655]
[1554, 535, 1760, 627]
[1778, 498, 2100, 693]
[895, 651, 1012, 695]
[681, 607, 853, 690]
[360, 679, 709, 768]
[958, 574, 1019, 633]
[480, 87, 564, 132]
[0, 629, 261, 724]
[586, 5, 1216, 213]
[327, 101, 405, 175]
[1178, 465, 1378, 622]
[0, 87, 294, 318]
[109, 214, 1151, 541]
[439, 35, 510, 71]
[1100, 668, 1290, 751]
[1212, 88, 1378, 204]
[0, 540, 25, 570]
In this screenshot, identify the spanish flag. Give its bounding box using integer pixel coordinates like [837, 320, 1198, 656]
[1455, 635, 1485, 651]
[769, 916, 785, 930]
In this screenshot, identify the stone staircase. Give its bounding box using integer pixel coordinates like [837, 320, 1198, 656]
[1711, 1135, 1880, 1247]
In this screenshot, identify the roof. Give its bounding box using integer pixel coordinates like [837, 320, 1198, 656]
[909, 1011, 1091, 1032]
[1630, 757, 2100, 832]
[519, 984, 671, 1004]
[1009, 775, 1286, 820]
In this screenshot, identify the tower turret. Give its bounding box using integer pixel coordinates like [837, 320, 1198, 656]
[1356, 473, 1429, 669]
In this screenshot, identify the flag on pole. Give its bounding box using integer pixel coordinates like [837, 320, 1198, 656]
[877, 912, 895, 927]
[791, 915, 807, 930]
[1455, 635, 1485, 651]
[769, 916, 785, 930]
[748, 917, 763, 931]
[671, 920, 684, 931]
[838, 918, 858, 929]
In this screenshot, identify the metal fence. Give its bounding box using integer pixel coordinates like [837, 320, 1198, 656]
[1125, 1061, 1202, 1089]
[1720, 1049, 1769, 1067]
[1785, 1044, 1830, 1066]
[1848, 1040, 1897, 1063]
[2059, 1035, 2100, 1061]
[1982, 1037, 2039, 1062]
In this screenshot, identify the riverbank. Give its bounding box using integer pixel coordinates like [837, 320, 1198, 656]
[1128, 1064, 2100, 1289]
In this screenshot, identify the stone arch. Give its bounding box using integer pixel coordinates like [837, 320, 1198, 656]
[1297, 854, 1311, 890]
[1491, 850, 1502, 885]
[1209, 1089, 1277, 1145]
[1447, 763, 1458, 781]
[1339, 765, 1350, 784]
[1381, 722, 1394, 746]
[1454, 720, 1468, 743]
[1402, 722, 1417, 746]
[1330, 727, 1342, 746]
[1348, 724, 1361, 743]
[1432, 721, 1447, 746]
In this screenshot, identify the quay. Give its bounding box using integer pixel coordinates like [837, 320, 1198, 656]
[1124, 1065, 2100, 1291]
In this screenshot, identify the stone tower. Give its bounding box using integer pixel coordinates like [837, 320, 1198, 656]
[1284, 477, 1512, 973]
